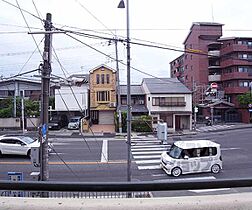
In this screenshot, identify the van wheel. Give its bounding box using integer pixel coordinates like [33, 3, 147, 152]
[171, 167, 182, 177]
[211, 164, 220, 174]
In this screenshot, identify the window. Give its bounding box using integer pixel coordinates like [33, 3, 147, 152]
[96, 74, 100, 84]
[106, 74, 110, 84]
[101, 74, 105, 84]
[152, 117, 158, 124]
[152, 97, 186, 106]
[239, 81, 249, 87]
[209, 147, 217, 156]
[238, 66, 248, 73]
[96, 91, 110, 102]
[238, 53, 248, 59]
[121, 98, 127, 105]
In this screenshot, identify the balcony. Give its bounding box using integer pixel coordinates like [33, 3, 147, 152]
[208, 74, 221, 82]
[208, 50, 220, 57]
[224, 86, 250, 94]
[220, 58, 252, 68]
[221, 44, 252, 55]
[222, 72, 252, 81]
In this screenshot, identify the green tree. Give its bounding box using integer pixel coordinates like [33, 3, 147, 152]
[237, 92, 252, 108]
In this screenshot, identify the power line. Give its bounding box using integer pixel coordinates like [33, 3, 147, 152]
[1, 0, 43, 21]
[73, 0, 115, 36]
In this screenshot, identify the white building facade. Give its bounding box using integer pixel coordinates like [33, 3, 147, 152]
[142, 78, 192, 133]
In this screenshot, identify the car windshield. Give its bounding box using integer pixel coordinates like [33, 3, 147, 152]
[70, 118, 79, 122]
[168, 144, 182, 159]
[20, 136, 36, 144]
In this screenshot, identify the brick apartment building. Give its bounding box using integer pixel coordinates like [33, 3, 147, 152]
[170, 22, 252, 123]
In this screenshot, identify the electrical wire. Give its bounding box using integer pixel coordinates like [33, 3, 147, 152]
[73, 0, 115, 37]
[1, 0, 43, 21]
[15, 0, 43, 77]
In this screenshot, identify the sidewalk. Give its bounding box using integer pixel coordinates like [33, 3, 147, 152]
[47, 123, 252, 138]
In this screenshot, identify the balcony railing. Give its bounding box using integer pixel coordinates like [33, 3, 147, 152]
[208, 74, 221, 82]
[1, 178, 252, 198]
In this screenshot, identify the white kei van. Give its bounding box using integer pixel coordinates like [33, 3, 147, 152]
[160, 140, 222, 177]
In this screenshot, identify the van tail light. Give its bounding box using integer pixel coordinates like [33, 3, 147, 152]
[220, 156, 222, 161]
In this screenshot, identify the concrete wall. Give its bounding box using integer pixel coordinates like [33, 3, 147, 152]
[0, 118, 39, 130]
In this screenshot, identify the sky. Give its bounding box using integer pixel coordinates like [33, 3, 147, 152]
[1, 0, 252, 84]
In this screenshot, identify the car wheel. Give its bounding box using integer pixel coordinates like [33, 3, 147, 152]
[211, 164, 220, 174]
[27, 150, 31, 158]
[171, 167, 182, 177]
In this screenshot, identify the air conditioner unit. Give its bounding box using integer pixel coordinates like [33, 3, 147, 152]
[109, 102, 116, 108]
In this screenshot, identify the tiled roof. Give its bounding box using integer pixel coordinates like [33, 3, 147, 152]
[143, 77, 191, 94]
[120, 85, 144, 95]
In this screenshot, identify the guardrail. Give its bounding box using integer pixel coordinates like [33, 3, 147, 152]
[1, 177, 252, 194]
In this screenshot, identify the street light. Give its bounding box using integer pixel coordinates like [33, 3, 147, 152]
[118, 0, 132, 183]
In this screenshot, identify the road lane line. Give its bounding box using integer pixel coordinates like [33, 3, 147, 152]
[101, 140, 108, 163]
[136, 159, 160, 164]
[188, 188, 230, 193]
[0, 160, 127, 165]
[154, 176, 216, 182]
[134, 155, 161, 159]
[138, 165, 161, 170]
[131, 148, 167, 151]
[132, 151, 164, 155]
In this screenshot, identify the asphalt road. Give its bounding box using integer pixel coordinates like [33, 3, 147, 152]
[1, 128, 252, 196]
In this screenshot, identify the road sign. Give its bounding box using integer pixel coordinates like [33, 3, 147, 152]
[211, 82, 218, 89]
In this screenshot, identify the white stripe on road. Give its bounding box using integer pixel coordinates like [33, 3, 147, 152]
[101, 140, 108, 163]
[131, 140, 161, 144]
[132, 147, 167, 151]
[135, 159, 161, 164]
[154, 176, 216, 181]
[132, 145, 169, 148]
[132, 151, 164, 155]
[134, 155, 161, 159]
[221, 147, 240, 151]
[189, 188, 230, 193]
[138, 165, 161, 170]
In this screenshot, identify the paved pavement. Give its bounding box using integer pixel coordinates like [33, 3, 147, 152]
[1, 123, 251, 138]
[47, 123, 252, 138]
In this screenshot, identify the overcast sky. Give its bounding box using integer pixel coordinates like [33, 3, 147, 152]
[1, 0, 252, 84]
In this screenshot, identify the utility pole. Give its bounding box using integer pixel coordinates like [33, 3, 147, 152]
[115, 39, 122, 133]
[21, 90, 25, 133]
[40, 13, 52, 181]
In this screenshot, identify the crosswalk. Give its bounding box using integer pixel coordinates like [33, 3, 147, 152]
[131, 138, 170, 170]
[196, 124, 235, 132]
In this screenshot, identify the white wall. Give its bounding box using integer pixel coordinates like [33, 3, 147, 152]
[146, 93, 192, 113]
[55, 85, 88, 111]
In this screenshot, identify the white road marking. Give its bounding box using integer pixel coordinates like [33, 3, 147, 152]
[134, 155, 161, 159]
[131, 147, 167, 151]
[101, 140, 108, 163]
[138, 165, 161, 170]
[155, 176, 216, 182]
[131, 140, 161, 144]
[135, 159, 161, 164]
[221, 147, 240, 151]
[132, 145, 169, 148]
[132, 151, 164, 155]
[188, 188, 230, 193]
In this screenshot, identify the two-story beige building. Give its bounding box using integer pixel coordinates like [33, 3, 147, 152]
[89, 65, 116, 129]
